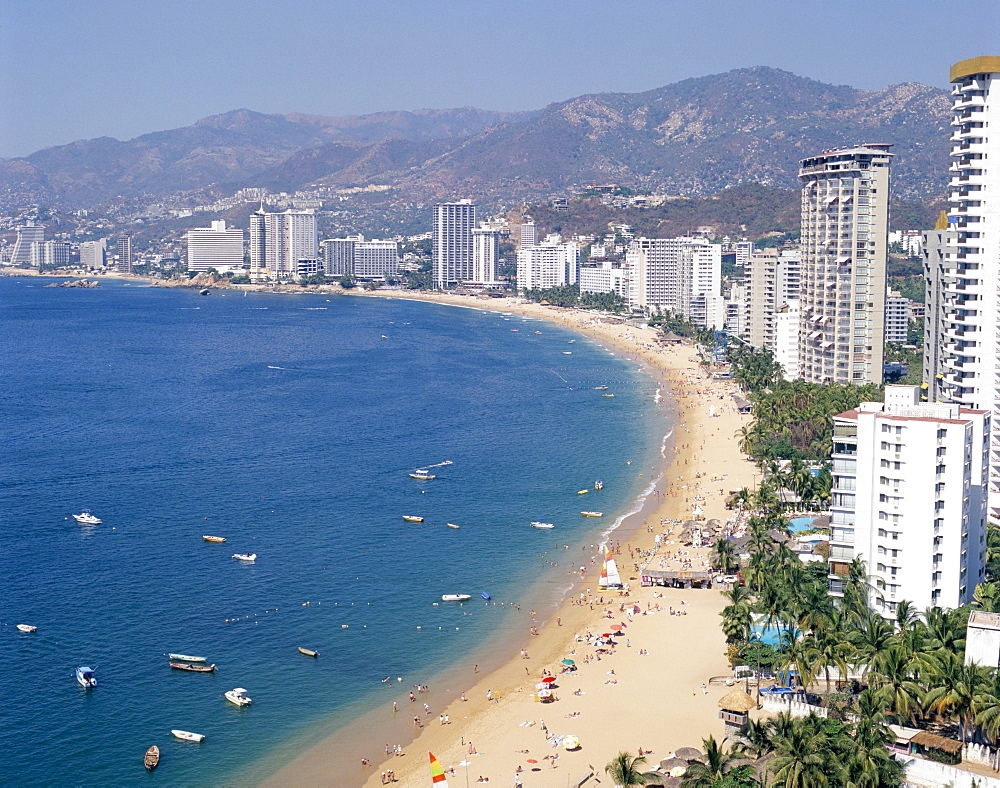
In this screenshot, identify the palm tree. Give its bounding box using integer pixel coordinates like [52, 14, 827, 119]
[869, 645, 923, 725]
[923, 650, 992, 741]
[893, 599, 920, 631]
[680, 736, 757, 787]
[710, 538, 740, 575]
[845, 690, 903, 787]
[769, 714, 833, 787]
[604, 752, 656, 787]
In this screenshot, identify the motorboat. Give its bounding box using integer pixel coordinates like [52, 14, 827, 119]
[594, 386, 608, 390]
[402, 516, 424, 523]
[170, 730, 205, 742]
[144, 746, 160, 771]
[581, 511, 604, 517]
[224, 687, 252, 706]
[168, 653, 206, 663]
[16, 624, 37, 633]
[577, 489, 589, 494]
[594, 480, 604, 490]
[170, 662, 216, 672]
[563, 351, 572, 355]
[441, 594, 471, 602]
[530, 521, 555, 529]
[602, 393, 615, 398]
[73, 510, 102, 524]
[409, 472, 436, 480]
[203, 535, 226, 543]
[232, 553, 256, 562]
[446, 523, 460, 529]
[298, 647, 320, 657]
[76, 666, 97, 688]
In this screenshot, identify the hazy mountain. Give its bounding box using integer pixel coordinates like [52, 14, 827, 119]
[0, 68, 952, 211]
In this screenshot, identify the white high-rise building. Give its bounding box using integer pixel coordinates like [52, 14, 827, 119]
[924, 57, 1000, 502]
[516, 238, 579, 291]
[247, 209, 316, 278]
[32, 240, 70, 268]
[625, 237, 723, 328]
[186, 221, 244, 272]
[433, 201, 476, 287]
[735, 240, 754, 267]
[472, 226, 502, 283]
[580, 259, 630, 299]
[885, 290, 910, 345]
[10, 222, 44, 266]
[774, 300, 801, 381]
[798, 144, 892, 384]
[116, 236, 133, 274]
[354, 239, 399, 281]
[520, 221, 537, 249]
[725, 280, 747, 338]
[744, 249, 801, 350]
[80, 240, 107, 268]
[321, 237, 357, 276]
[828, 386, 988, 615]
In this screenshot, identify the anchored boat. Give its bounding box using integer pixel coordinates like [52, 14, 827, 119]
[224, 687, 252, 706]
[72, 510, 102, 524]
[203, 535, 226, 542]
[170, 662, 216, 672]
[171, 730, 205, 743]
[298, 646, 320, 657]
[76, 666, 97, 688]
[402, 516, 424, 523]
[441, 594, 471, 602]
[144, 746, 160, 772]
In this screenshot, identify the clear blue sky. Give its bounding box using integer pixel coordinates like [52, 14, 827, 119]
[1, 0, 998, 158]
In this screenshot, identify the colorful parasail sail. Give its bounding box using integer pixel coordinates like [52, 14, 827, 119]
[429, 752, 448, 786]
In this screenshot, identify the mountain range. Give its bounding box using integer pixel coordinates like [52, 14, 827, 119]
[0, 67, 953, 212]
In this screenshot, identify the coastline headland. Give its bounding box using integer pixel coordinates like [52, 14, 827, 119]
[250, 289, 758, 787]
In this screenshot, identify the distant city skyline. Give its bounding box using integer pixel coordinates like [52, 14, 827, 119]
[2, 0, 999, 158]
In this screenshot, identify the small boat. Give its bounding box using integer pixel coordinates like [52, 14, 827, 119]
[76, 666, 97, 688]
[73, 510, 102, 524]
[595, 480, 604, 490]
[578, 489, 589, 495]
[581, 511, 604, 517]
[534, 331, 542, 335]
[481, 592, 491, 600]
[168, 653, 206, 663]
[402, 516, 424, 523]
[531, 521, 555, 529]
[199, 288, 211, 296]
[203, 535, 226, 543]
[144, 746, 160, 772]
[563, 351, 572, 355]
[170, 662, 216, 672]
[224, 687, 252, 706]
[409, 473, 436, 480]
[441, 594, 471, 602]
[298, 647, 320, 657]
[170, 730, 205, 743]
[602, 393, 615, 398]
[16, 624, 37, 633]
[232, 553, 256, 562]
[594, 386, 608, 390]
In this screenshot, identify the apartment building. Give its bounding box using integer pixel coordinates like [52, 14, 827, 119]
[798, 145, 891, 384]
[625, 237, 723, 328]
[516, 237, 579, 291]
[432, 201, 476, 287]
[744, 248, 801, 350]
[186, 221, 244, 272]
[829, 386, 988, 615]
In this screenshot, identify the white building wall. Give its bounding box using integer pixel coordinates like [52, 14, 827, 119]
[885, 292, 910, 344]
[516, 241, 580, 291]
[580, 260, 629, 298]
[433, 201, 476, 287]
[626, 237, 722, 327]
[829, 386, 988, 616]
[471, 227, 501, 283]
[321, 238, 356, 276]
[186, 221, 245, 272]
[10, 223, 44, 266]
[775, 299, 801, 381]
[80, 240, 107, 268]
[353, 240, 398, 280]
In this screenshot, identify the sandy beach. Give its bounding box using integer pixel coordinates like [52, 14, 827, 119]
[257, 290, 758, 787]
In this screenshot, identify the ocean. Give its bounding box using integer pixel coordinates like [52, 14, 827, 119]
[0, 278, 669, 785]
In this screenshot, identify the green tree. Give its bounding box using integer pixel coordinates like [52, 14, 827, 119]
[680, 736, 757, 787]
[604, 751, 656, 786]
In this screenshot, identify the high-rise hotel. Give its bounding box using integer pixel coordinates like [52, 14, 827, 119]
[798, 145, 892, 384]
[432, 201, 476, 288]
[924, 56, 1000, 499]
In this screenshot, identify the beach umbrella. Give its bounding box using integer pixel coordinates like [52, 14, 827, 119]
[535, 683, 547, 689]
[561, 659, 575, 666]
[538, 689, 552, 698]
[542, 676, 557, 683]
[610, 624, 623, 631]
[563, 735, 581, 751]
[526, 759, 538, 764]
[602, 633, 613, 638]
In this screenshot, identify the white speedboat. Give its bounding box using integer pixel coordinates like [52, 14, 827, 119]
[581, 511, 604, 517]
[224, 687, 252, 706]
[167, 653, 206, 662]
[441, 594, 471, 602]
[16, 624, 37, 633]
[530, 521, 555, 529]
[232, 553, 257, 562]
[73, 510, 102, 524]
[171, 730, 206, 742]
[76, 666, 97, 688]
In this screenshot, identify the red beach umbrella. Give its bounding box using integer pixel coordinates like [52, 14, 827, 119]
[542, 676, 557, 683]
[602, 633, 613, 638]
[610, 624, 623, 631]
[526, 759, 538, 764]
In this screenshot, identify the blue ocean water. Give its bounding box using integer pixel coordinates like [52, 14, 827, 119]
[0, 279, 667, 785]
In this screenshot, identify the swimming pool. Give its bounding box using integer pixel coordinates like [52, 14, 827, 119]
[789, 516, 818, 533]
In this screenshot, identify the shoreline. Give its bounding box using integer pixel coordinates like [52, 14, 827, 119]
[257, 290, 757, 787]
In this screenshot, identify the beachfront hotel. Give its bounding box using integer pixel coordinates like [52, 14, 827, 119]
[624, 236, 724, 328]
[186, 220, 245, 273]
[742, 247, 801, 350]
[516, 235, 580, 290]
[922, 57, 1000, 504]
[828, 385, 988, 616]
[797, 144, 892, 384]
[432, 201, 476, 288]
[248, 208, 318, 279]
